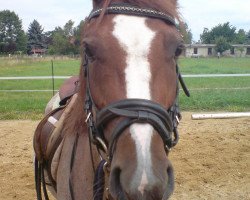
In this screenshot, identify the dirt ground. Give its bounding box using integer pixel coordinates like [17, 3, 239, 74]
[0, 112, 249, 200]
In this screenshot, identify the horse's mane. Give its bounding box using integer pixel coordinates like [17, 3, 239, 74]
[60, 67, 86, 135]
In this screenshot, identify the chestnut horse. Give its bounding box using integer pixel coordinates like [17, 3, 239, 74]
[33, 0, 190, 199]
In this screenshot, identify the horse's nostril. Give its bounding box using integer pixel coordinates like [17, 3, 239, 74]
[164, 163, 175, 199]
[110, 167, 123, 199]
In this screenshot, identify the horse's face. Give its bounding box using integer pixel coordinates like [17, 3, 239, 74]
[83, 6, 183, 199]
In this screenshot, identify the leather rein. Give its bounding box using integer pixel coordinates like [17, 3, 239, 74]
[84, 3, 190, 200]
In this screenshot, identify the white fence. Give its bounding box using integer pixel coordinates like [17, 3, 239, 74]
[1, 74, 250, 80]
[0, 74, 250, 92]
[0, 76, 70, 80]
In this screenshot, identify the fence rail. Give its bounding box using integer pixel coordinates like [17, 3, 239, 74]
[1, 74, 250, 80]
[1, 87, 250, 93]
[183, 74, 250, 78]
[0, 76, 70, 80]
[1, 74, 250, 92]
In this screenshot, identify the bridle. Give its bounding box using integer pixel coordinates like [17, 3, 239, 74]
[34, 3, 190, 200]
[84, 3, 190, 200]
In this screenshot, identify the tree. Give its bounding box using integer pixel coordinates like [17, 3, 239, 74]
[44, 31, 53, 47]
[64, 20, 74, 38]
[16, 30, 27, 53]
[234, 29, 247, 44]
[48, 27, 68, 54]
[27, 20, 46, 54]
[179, 22, 193, 44]
[0, 10, 27, 54]
[73, 20, 85, 47]
[200, 22, 236, 44]
[48, 20, 83, 55]
[245, 30, 250, 44]
[200, 28, 213, 44]
[215, 36, 231, 54]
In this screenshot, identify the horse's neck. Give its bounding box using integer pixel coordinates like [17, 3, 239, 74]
[56, 129, 100, 199]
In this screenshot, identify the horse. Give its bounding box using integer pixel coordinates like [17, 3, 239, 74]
[33, 0, 190, 199]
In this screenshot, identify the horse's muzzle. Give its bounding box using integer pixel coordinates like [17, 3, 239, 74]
[109, 161, 174, 200]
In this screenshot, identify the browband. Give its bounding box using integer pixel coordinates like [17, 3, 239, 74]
[88, 3, 176, 26]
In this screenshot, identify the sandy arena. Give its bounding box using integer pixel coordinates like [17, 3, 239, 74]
[0, 112, 249, 200]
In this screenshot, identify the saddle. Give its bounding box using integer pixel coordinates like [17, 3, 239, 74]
[33, 76, 79, 197]
[34, 76, 79, 161]
[59, 75, 79, 106]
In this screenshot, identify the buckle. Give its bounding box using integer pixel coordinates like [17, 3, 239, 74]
[96, 137, 108, 153]
[85, 112, 92, 123]
[175, 115, 180, 124]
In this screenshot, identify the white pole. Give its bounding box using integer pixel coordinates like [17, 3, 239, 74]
[191, 112, 250, 120]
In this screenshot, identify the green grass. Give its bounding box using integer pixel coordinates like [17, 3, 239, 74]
[0, 57, 81, 76]
[177, 58, 250, 112]
[178, 57, 250, 112]
[0, 57, 81, 119]
[180, 88, 250, 112]
[0, 92, 51, 120]
[184, 76, 250, 89]
[0, 79, 65, 90]
[0, 57, 250, 119]
[178, 57, 250, 74]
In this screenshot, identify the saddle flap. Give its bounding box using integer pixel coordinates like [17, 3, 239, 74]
[33, 106, 65, 162]
[34, 94, 79, 162]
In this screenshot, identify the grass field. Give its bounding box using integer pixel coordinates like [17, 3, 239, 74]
[0, 57, 80, 76]
[0, 57, 250, 119]
[179, 57, 250, 74]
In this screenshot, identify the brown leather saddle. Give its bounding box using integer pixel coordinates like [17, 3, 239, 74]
[33, 76, 79, 195]
[34, 76, 79, 161]
[59, 75, 79, 106]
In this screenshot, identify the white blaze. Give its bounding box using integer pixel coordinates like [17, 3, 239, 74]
[113, 15, 156, 193]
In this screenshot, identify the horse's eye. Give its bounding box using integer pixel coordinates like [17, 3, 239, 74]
[175, 44, 184, 57]
[84, 44, 95, 61]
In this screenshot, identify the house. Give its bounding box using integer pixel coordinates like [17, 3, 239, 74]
[184, 44, 250, 58]
[30, 48, 46, 56]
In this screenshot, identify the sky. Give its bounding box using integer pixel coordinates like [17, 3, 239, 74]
[1, 0, 250, 41]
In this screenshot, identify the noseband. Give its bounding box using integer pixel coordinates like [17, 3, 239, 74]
[84, 3, 190, 200]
